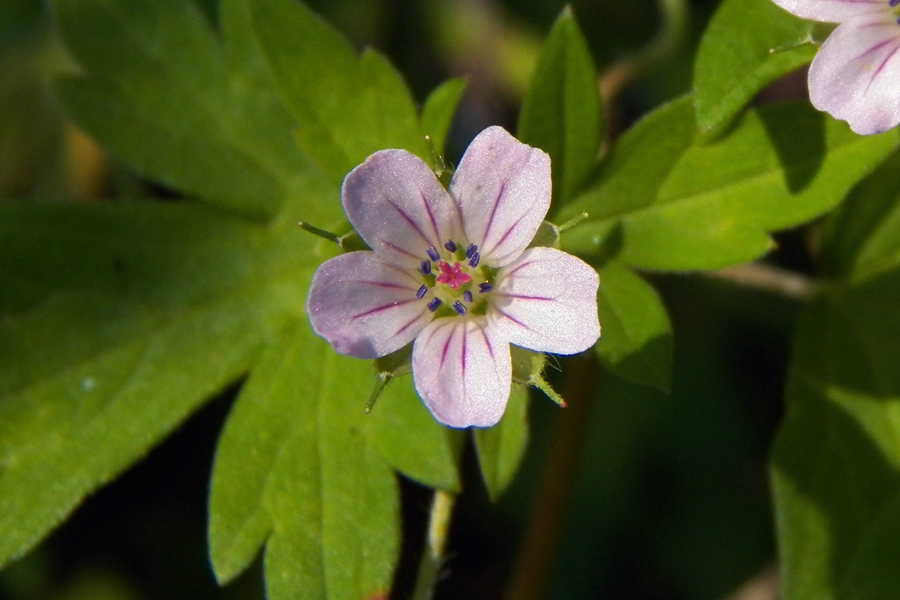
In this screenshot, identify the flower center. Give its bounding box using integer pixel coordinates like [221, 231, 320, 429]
[890, 0, 900, 22]
[435, 260, 471, 289]
[414, 240, 495, 317]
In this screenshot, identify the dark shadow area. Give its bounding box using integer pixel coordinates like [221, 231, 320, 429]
[611, 332, 674, 393]
[590, 220, 625, 269]
[758, 102, 826, 194]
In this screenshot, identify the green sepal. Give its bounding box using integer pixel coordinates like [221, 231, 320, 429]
[510, 346, 566, 407]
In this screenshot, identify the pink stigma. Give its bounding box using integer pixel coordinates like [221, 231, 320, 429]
[435, 260, 471, 290]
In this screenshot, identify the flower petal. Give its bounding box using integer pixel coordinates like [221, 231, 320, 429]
[412, 316, 512, 428]
[490, 247, 600, 354]
[808, 13, 900, 134]
[450, 126, 551, 267]
[343, 150, 462, 267]
[307, 251, 431, 359]
[771, 0, 885, 22]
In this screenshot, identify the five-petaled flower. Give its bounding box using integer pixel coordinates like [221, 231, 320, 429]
[772, 0, 900, 134]
[306, 126, 600, 428]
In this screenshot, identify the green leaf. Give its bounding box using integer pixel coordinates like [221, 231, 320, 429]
[474, 384, 529, 501]
[694, 0, 816, 135]
[772, 267, 900, 600]
[247, 0, 426, 177]
[559, 97, 900, 271]
[518, 7, 601, 206]
[50, 0, 337, 221]
[367, 376, 461, 491]
[596, 262, 673, 391]
[209, 322, 399, 599]
[820, 149, 900, 281]
[421, 78, 467, 162]
[0, 203, 312, 569]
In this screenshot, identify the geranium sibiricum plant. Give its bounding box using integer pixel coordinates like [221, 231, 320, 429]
[772, 0, 900, 134]
[306, 126, 600, 428]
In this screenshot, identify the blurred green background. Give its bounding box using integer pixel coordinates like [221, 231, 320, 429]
[0, 0, 798, 598]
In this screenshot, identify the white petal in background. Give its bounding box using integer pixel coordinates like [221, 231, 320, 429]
[412, 316, 512, 428]
[808, 13, 900, 135]
[450, 126, 551, 267]
[771, 0, 885, 22]
[491, 247, 600, 355]
[307, 251, 431, 359]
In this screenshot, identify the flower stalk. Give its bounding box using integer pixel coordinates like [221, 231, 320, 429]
[410, 490, 457, 600]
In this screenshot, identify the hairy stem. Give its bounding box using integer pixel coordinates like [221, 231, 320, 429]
[410, 489, 456, 600]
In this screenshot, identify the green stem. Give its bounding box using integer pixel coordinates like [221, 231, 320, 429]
[600, 0, 688, 101]
[410, 489, 456, 600]
[706, 262, 822, 301]
[297, 221, 340, 244]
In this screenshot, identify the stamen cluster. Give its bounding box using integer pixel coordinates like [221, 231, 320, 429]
[416, 241, 494, 317]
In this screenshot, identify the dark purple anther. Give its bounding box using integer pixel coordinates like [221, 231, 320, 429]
[426, 247, 440, 262]
[465, 243, 478, 258]
[463, 290, 473, 303]
[468, 252, 480, 268]
[444, 240, 457, 253]
[453, 301, 466, 315]
[479, 282, 493, 293]
[416, 285, 428, 299]
[427, 298, 442, 312]
[892, 0, 900, 7]
[420, 260, 431, 275]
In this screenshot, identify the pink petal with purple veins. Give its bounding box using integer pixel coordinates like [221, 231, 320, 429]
[771, 0, 885, 22]
[342, 150, 463, 268]
[307, 251, 431, 359]
[491, 247, 600, 354]
[808, 13, 900, 134]
[411, 316, 512, 428]
[450, 126, 551, 268]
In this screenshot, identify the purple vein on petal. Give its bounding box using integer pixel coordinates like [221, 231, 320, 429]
[356, 280, 411, 290]
[482, 211, 529, 260]
[497, 293, 556, 301]
[867, 40, 900, 91]
[384, 196, 434, 248]
[461, 324, 467, 372]
[850, 28, 895, 62]
[382, 260, 426, 285]
[376, 238, 422, 260]
[439, 321, 456, 367]
[418, 187, 442, 241]
[454, 190, 467, 233]
[352, 299, 418, 320]
[499, 259, 537, 279]
[473, 320, 496, 361]
[494, 307, 534, 331]
[392, 311, 428, 339]
[481, 181, 507, 247]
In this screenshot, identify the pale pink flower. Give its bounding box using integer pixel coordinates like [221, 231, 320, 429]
[306, 126, 600, 428]
[772, 0, 900, 134]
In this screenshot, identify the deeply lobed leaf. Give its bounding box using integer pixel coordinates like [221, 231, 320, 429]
[209, 323, 400, 599]
[0, 203, 312, 569]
